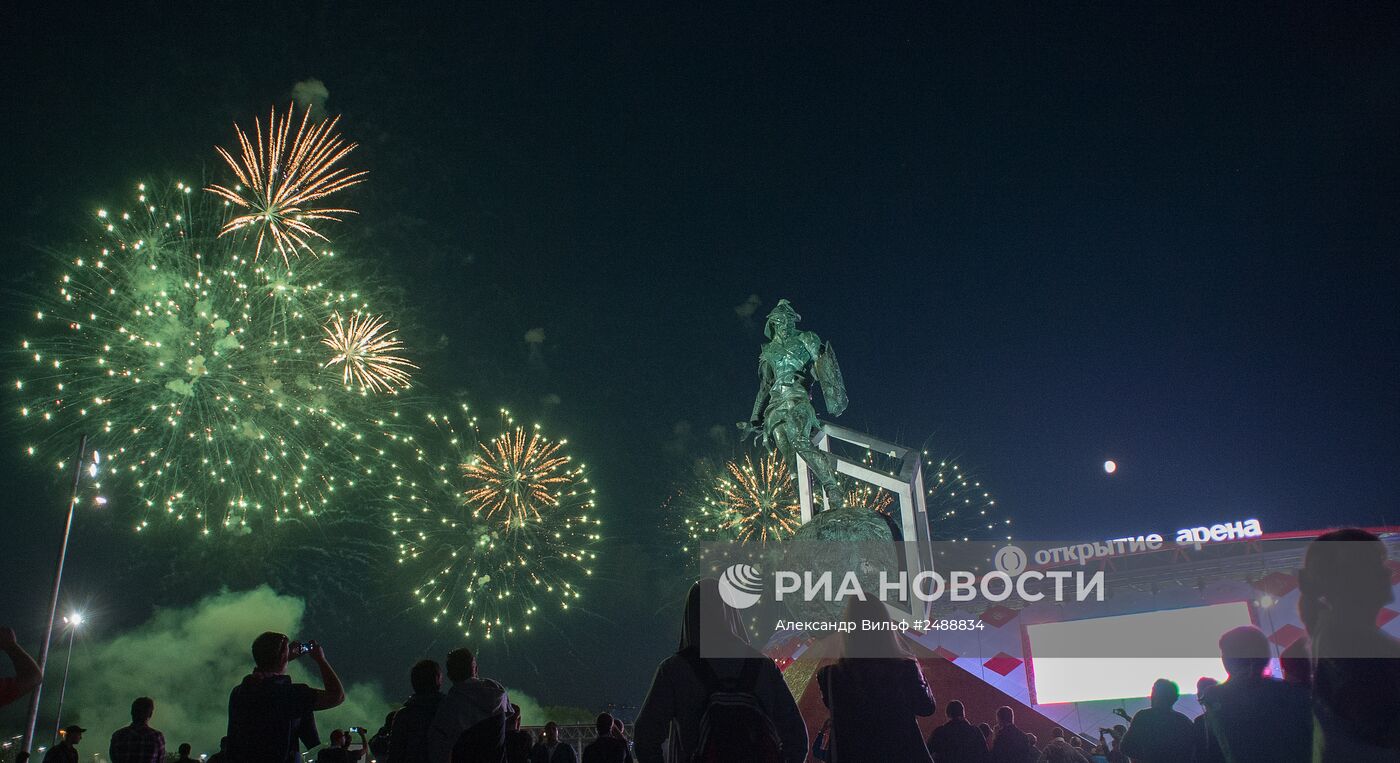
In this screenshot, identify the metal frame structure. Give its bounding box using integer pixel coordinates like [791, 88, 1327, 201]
[795, 421, 935, 620]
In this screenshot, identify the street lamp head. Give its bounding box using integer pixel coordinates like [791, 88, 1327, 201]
[65, 613, 83, 627]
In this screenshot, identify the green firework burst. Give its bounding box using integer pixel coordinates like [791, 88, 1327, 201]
[388, 405, 601, 640]
[14, 180, 410, 536]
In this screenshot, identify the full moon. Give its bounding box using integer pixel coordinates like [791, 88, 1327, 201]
[1104, 459, 1118, 474]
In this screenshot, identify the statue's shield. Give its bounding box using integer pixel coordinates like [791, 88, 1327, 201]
[815, 342, 848, 416]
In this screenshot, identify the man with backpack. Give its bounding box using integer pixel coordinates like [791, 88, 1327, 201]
[634, 580, 807, 763]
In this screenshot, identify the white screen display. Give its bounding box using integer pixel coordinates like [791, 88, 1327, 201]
[1024, 601, 1254, 704]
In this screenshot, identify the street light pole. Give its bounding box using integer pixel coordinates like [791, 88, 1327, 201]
[52, 615, 81, 744]
[20, 434, 88, 757]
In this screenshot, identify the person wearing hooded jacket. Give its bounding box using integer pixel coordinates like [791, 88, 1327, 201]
[633, 579, 808, 763]
[428, 647, 510, 763]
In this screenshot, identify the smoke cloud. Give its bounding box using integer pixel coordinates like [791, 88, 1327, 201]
[734, 294, 762, 320]
[59, 587, 389, 756]
[290, 78, 330, 116]
[524, 327, 547, 370]
[28, 588, 592, 757]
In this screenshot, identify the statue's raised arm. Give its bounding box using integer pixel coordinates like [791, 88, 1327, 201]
[737, 299, 846, 509]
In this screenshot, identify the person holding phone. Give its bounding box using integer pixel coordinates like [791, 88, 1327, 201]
[318, 729, 369, 763]
[227, 632, 346, 763]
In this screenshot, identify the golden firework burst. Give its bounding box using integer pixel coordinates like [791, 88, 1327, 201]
[321, 311, 416, 392]
[717, 452, 802, 544]
[207, 104, 367, 264]
[463, 425, 575, 528]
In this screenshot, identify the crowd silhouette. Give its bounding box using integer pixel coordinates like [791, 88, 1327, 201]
[1, 529, 1396, 762]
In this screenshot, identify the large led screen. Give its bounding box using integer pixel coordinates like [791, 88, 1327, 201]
[1025, 601, 1254, 704]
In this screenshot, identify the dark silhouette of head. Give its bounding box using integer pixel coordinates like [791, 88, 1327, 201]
[178, 743, 191, 758]
[445, 648, 477, 683]
[997, 706, 1015, 725]
[595, 713, 615, 736]
[543, 722, 559, 744]
[978, 723, 992, 740]
[508, 703, 521, 731]
[679, 579, 749, 653]
[1051, 727, 1064, 739]
[1219, 626, 1271, 678]
[1196, 676, 1219, 702]
[946, 700, 966, 719]
[1150, 678, 1180, 709]
[1300, 528, 1393, 630]
[411, 659, 442, 693]
[251, 631, 289, 672]
[131, 697, 155, 724]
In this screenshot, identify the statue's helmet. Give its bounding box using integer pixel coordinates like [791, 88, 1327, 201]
[763, 299, 801, 338]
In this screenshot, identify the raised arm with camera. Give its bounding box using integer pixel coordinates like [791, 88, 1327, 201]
[306, 642, 346, 711]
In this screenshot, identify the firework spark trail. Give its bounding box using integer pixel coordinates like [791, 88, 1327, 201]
[843, 481, 894, 515]
[207, 104, 367, 264]
[321, 311, 417, 393]
[389, 407, 600, 640]
[921, 453, 1010, 542]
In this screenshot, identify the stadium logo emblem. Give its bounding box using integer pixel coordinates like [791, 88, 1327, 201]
[718, 563, 764, 609]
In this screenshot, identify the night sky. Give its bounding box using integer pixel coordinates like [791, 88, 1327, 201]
[1, 2, 1397, 714]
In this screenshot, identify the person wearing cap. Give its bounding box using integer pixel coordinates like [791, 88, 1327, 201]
[43, 726, 83, 763]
